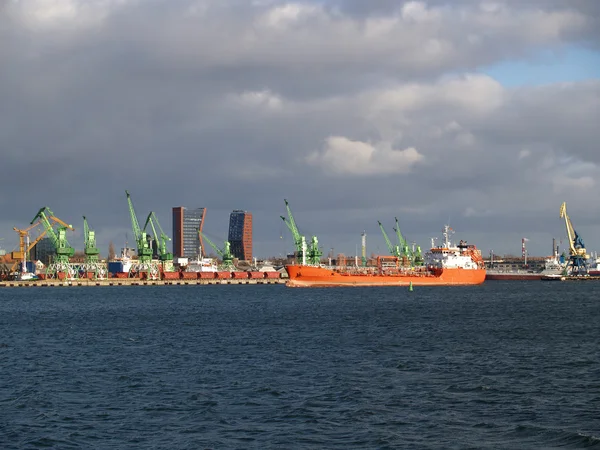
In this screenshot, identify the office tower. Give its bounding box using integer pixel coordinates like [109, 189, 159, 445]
[228, 210, 252, 261]
[172, 206, 206, 259]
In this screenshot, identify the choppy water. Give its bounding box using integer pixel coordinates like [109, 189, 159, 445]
[0, 282, 599, 449]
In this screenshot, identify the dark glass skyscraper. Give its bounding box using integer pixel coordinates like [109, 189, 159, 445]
[172, 207, 206, 259]
[228, 210, 252, 261]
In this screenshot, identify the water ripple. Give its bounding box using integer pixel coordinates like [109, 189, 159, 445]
[1, 283, 599, 448]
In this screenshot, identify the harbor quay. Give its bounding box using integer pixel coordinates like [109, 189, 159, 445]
[0, 278, 286, 288]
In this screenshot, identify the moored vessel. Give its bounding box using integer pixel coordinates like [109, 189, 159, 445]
[285, 225, 486, 287]
[485, 254, 566, 281]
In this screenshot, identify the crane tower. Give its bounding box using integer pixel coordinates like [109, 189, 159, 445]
[559, 202, 588, 275]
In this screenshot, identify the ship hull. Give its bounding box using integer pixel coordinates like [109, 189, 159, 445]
[486, 273, 543, 281]
[285, 265, 486, 287]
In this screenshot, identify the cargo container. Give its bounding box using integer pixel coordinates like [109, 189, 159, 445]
[248, 271, 264, 279]
[162, 272, 180, 280]
[199, 272, 216, 279]
[108, 261, 124, 274]
[264, 272, 281, 279]
[180, 272, 198, 280]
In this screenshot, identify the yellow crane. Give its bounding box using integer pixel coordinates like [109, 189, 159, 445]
[559, 202, 588, 274]
[10, 215, 74, 275]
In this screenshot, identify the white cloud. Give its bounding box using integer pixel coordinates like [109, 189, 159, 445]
[307, 137, 424, 176]
[8, 0, 132, 29]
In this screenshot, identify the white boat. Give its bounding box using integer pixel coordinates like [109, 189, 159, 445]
[185, 257, 218, 272]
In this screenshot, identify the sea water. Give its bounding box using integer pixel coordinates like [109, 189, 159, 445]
[0, 282, 598, 449]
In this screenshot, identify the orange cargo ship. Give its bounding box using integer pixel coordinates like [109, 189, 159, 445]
[285, 225, 486, 287]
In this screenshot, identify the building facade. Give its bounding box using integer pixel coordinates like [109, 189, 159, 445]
[32, 237, 55, 266]
[228, 210, 252, 261]
[172, 207, 206, 259]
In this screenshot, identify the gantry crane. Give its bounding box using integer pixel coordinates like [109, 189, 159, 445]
[81, 216, 107, 279]
[125, 191, 159, 279]
[143, 211, 174, 272]
[199, 231, 234, 269]
[280, 199, 322, 265]
[31, 207, 76, 279]
[559, 202, 588, 275]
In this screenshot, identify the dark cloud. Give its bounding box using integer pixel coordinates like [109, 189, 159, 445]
[0, 0, 598, 259]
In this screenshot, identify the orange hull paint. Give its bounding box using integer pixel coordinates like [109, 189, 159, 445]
[285, 265, 486, 287]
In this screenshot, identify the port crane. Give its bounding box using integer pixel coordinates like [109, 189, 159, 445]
[125, 191, 159, 279]
[280, 199, 322, 265]
[559, 202, 588, 275]
[143, 211, 174, 263]
[393, 217, 423, 266]
[11, 220, 45, 277]
[199, 231, 234, 269]
[143, 211, 174, 274]
[378, 221, 401, 258]
[81, 216, 107, 279]
[31, 207, 76, 279]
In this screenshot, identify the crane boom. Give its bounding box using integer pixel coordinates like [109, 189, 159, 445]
[394, 217, 410, 255]
[199, 231, 234, 268]
[284, 199, 301, 242]
[31, 207, 75, 262]
[143, 211, 173, 262]
[378, 221, 400, 257]
[281, 199, 321, 264]
[559, 201, 588, 274]
[559, 202, 577, 254]
[125, 191, 152, 263]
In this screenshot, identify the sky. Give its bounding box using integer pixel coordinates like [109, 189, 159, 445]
[1, 0, 599, 260]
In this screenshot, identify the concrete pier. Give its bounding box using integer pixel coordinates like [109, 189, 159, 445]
[0, 278, 286, 288]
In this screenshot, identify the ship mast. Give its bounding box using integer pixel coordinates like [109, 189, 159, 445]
[442, 225, 452, 248]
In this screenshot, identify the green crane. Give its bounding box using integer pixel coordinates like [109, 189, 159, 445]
[143, 211, 174, 262]
[31, 207, 75, 278]
[393, 217, 410, 256]
[82, 216, 107, 279]
[199, 231, 234, 269]
[280, 199, 322, 265]
[83, 216, 100, 263]
[378, 221, 401, 258]
[281, 199, 304, 257]
[125, 191, 152, 264]
[393, 217, 423, 266]
[308, 236, 323, 266]
[125, 191, 159, 279]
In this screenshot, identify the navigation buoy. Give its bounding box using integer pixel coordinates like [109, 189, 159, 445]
[409, 281, 413, 292]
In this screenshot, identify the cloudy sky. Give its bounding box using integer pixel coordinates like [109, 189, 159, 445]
[1, 0, 599, 260]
